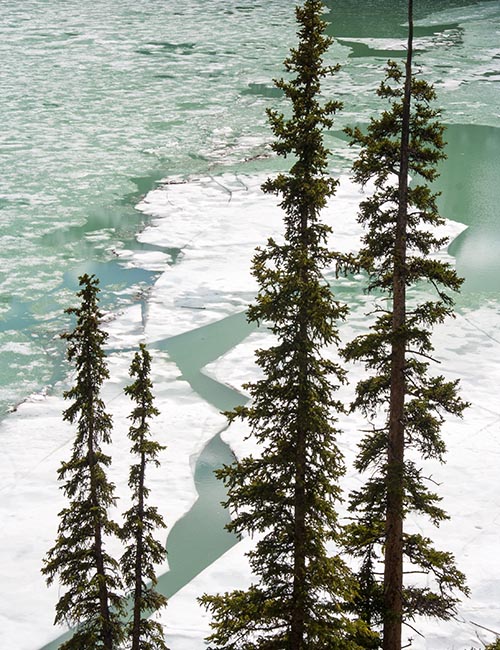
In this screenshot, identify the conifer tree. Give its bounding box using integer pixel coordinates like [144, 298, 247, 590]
[42, 274, 124, 650]
[121, 343, 168, 650]
[341, 1, 468, 647]
[201, 2, 371, 648]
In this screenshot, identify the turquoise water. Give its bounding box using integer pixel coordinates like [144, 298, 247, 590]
[439, 124, 500, 293]
[1, 0, 499, 415]
[0, 0, 296, 414]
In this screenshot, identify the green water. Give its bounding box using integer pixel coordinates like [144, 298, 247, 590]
[439, 124, 500, 293]
[1, 0, 498, 414]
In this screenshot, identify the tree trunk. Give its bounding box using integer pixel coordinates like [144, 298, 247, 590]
[291, 415, 306, 650]
[132, 415, 147, 650]
[382, 2, 413, 649]
[290, 215, 310, 650]
[88, 423, 113, 650]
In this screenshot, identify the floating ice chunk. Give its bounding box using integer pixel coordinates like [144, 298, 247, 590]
[115, 249, 172, 271]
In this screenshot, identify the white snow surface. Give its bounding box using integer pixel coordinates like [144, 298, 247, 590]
[2, 173, 499, 650]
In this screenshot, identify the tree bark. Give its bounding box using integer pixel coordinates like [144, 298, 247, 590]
[382, 2, 413, 649]
[132, 414, 147, 650]
[88, 420, 113, 650]
[290, 203, 310, 650]
[291, 413, 307, 650]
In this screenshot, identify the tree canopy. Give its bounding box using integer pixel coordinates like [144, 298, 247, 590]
[341, 2, 469, 646]
[42, 274, 124, 650]
[201, 2, 372, 648]
[121, 343, 168, 650]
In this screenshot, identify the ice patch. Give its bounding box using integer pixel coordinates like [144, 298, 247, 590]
[0, 342, 35, 355]
[0, 350, 226, 650]
[115, 249, 172, 271]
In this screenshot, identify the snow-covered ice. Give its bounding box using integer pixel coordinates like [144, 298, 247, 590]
[1, 173, 499, 650]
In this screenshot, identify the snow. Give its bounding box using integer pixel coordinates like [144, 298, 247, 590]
[1, 173, 499, 650]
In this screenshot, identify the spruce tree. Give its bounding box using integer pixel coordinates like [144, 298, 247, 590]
[201, 2, 371, 648]
[42, 274, 123, 650]
[341, 1, 468, 647]
[120, 343, 168, 650]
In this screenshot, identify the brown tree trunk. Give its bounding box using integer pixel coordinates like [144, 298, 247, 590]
[382, 2, 413, 649]
[89, 426, 113, 650]
[290, 413, 307, 650]
[290, 219, 309, 650]
[290, 180, 318, 648]
[131, 419, 147, 650]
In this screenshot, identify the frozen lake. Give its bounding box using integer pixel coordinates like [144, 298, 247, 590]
[0, 1, 499, 648]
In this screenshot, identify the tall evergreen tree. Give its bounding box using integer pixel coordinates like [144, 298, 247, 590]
[341, 1, 468, 647]
[201, 2, 371, 648]
[42, 274, 124, 650]
[121, 343, 168, 650]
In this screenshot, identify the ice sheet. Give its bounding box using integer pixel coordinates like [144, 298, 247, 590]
[2, 173, 498, 650]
